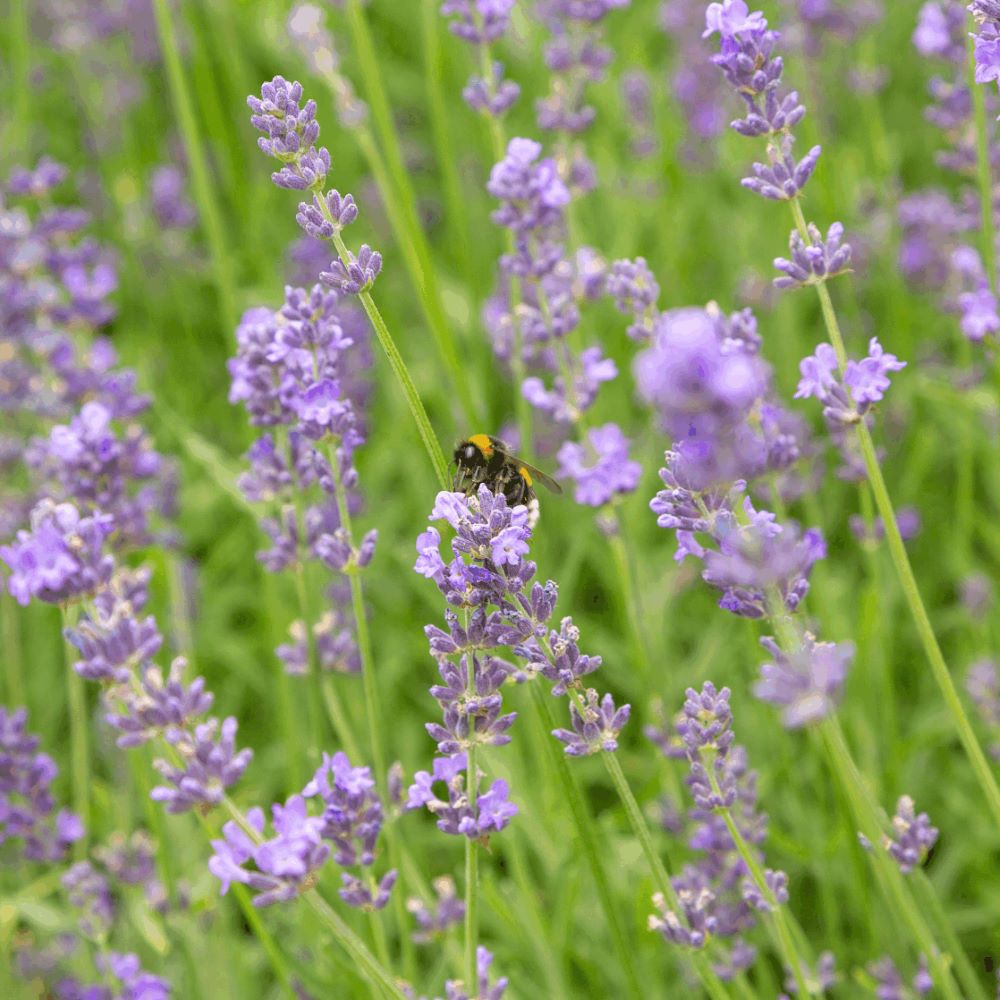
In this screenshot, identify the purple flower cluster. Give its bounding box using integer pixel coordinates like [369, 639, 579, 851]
[2, 500, 256, 817]
[966, 658, 1000, 759]
[228, 283, 374, 676]
[647, 684, 785, 969]
[795, 337, 906, 423]
[248, 76, 381, 297]
[659, 1, 728, 166]
[879, 796, 939, 875]
[904, 3, 1000, 343]
[440, 0, 520, 117]
[632, 284, 854, 725]
[755, 635, 854, 728]
[420, 946, 508, 1000]
[486, 137, 639, 505]
[405, 752, 517, 839]
[533, 0, 630, 192]
[619, 70, 658, 159]
[414, 485, 629, 775]
[704, 1, 819, 199]
[407, 875, 465, 943]
[26, 401, 168, 548]
[210, 750, 395, 910]
[0, 160, 171, 542]
[0, 706, 83, 862]
[1, 501, 114, 607]
[149, 165, 196, 231]
[867, 955, 933, 999]
[970, 3, 1000, 95]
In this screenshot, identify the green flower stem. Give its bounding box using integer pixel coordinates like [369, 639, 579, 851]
[788, 196, 1000, 827]
[323, 224, 449, 490]
[264, 573, 305, 791]
[855, 423, 1000, 826]
[463, 604, 481, 997]
[602, 752, 733, 1000]
[320, 674, 362, 762]
[607, 509, 653, 683]
[291, 552, 326, 752]
[216, 794, 404, 998]
[912, 868, 991, 1000]
[60, 607, 90, 856]
[855, 483, 893, 786]
[968, 33, 998, 299]
[705, 763, 815, 997]
[1, 593, 25, 707]
[150, 0, 237, 331]
[340, 0, 480, 427]
[307, 891, 408, 1000]
[528, 684, 643, 998]
[326, 444, 417, 980]
[760, 590, 968, 998]
[817, 720, 970, 1000]
[462, 21, 534, 456]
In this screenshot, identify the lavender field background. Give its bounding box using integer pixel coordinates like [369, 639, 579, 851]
[3, 1, 1000, 997]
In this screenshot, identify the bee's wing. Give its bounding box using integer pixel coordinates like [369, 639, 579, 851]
[493, 445, 563, 495]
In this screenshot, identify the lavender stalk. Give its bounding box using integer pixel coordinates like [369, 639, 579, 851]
[248, 76, 450, 489]
[707, 0, 1000, 830]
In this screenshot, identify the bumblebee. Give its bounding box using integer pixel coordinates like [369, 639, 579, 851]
[452, 434, 562, 507]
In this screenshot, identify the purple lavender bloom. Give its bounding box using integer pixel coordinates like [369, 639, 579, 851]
[302, 751, 383, 867]
[620, 69, 658, 158]
[407, 875, 465, 943]
[754, 635, 854, 727]
[463, 62, 522, 116]
[488, 138, 571, 239]
[957, 285, 1000, 341]
[296, 189, 358, 239]
[209, 798, 330, 907]
[440, 946, 509, 1000]
[97, 953, 171, 1000]
[405, 753, 518, 839]
[150, 716, 253, 814]
[635, 306, 770, 488]
[556, 423, 642, 506]
[880, 795, 939, 874]
[1, 500, 114, 607]
[68, 582, 164, 684]
[441, 0, 515, 44]
[705, 1, 823, 203]
[535, 0, 629, 156]
[63, 862, 115, 938]
[967, 658, 1000, 758]
[103, 656, 215, 749]
[773, 222, 852, 289]
[782, 952, 837, 995]
[648, 885, 717, 949]
[607, 256, 661, 341]
[27, 400, 168, 547]
[867, 955, 933, 999]
[796, 338, 905, 422]
[0, 707, 83, 862]
[971, 6, 1000, 89]
[149, 165, 196, 231]
[319, 245, 382, 295]
[441, 0, 520, 118]
[552, 690, 631, 755]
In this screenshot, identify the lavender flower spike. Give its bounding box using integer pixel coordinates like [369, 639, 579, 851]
[883, 795, 939, 874]
[754, 635, 854, 728]
[773, 222, 852, 290]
